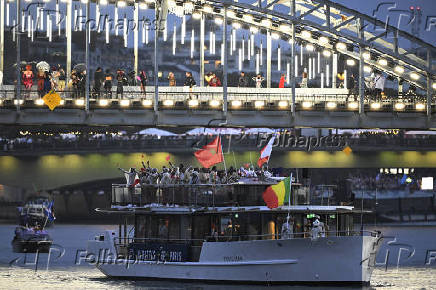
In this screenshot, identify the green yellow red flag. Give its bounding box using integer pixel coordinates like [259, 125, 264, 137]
[262, 177, 292, 209]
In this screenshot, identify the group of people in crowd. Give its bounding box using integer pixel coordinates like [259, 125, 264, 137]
[119, 161, 273, 187]
[348, 172, 420, 191]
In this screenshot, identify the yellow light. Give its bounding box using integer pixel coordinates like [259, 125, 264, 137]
[232, 22, 241, 29]
[203, 5, 213, 14]
[371, 102, 381, 110]
[319, 36, 329, 45]
[278, 100, 288, 108]
[232, 100, 242, 108]
[210, 100, 220, 107]
[346, 59, 356, 66]
[378, 58, 388, 66]
[362, 51, 371, 60]
[261, 18, 272, 27]
[227, 10, 236, 18]
[254, 100, 264, 108]
[139, 2, 148, 9]
[336, 42, 346, 50]
[60, 100, 65, 105]
[243, 14, 253, 22]
[192, 12, 202, 20]
[416, 103, 425, 110]
[271, 32, 280, 40]
[35, 99, 44, 106]
[188, 99, 199, 107]
[99, 99, 109, 106]
[305, 44, 314, 51]
[75, 99, 85, 106]
[322, 49, 331, 57]
[394, 66, 404, 74]
[163, 99, 174, 107]
[117, 0, 126, 7]
[0, 99, 2, 106]
[326, 102, 336, 109]
[142, 99, 152, 107]
[301, 30, 311, 39]
[100, 0, 108, 5]
[302, 101, 312, 109]
[394, 103, 405, 110]
[433, 83, 436, 90]
[348, 102, 358, 110]
[120, 99, 130, 107]
[364, 65, 372, 73]
[410, 72, 420, 80]
[249, 26, 259, 34]
[214, 17, 223, 25]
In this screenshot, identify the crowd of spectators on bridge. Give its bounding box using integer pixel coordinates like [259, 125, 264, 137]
[348, 171, 421, 192]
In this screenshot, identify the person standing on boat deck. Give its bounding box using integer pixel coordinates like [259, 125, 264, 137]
[279, 73, 286, 88]
[281, 216, 294, 239]
[252, 74, 264, 88]
[210, 224, 219, 241]
[238, 71, 248, 87]
[224, 220, 233, 241]
[159, 219, 169, 240]
[118, 167, 138, 189]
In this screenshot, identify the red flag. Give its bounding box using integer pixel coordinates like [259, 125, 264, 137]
[194, 136, 223, 168]
[165, 154, 171, 161]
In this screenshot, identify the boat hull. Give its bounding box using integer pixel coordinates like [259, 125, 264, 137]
[88, 231, 381, 284]
[12, 239, 52, 253]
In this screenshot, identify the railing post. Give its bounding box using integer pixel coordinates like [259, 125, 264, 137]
[200, 12, 205, 87]
[134, 1, 139, 75]
[153, 6, 159, 113]
[0, 0, 4, 82]
[223, 6, 228, 115]
[427, 48, 431, 117]
[85, 0, 90, 112]
[66, 0, 72, 82]
[358, 18, 365, 114]
[15, 0, 21, 112]
[266, 29, 271, 88]
[290, 0, 296, 114]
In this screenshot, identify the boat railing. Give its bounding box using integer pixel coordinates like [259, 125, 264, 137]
[111, 183, 267, 207]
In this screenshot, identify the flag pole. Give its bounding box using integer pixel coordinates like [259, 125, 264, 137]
[287, 172, 293, 219]
[219, 135, 227, 174]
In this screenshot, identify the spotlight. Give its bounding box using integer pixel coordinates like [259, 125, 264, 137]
[394, 66, 404, 74]
[99, 99, 109, 106]
[301, 30, 311, 39]
[416, 103, 425, 110]
[142, 99, 152, 107]
[305, 43, 314, 51]
[319, 36, 329, 45]
[163, 99, 174, 107]
[280, 24, 291, 33]
[371, 102, 381, 110]
[322, 49, 331, 57]
[203, 5, 213, 13]
[261, 18, 272, 27]
[214, 17, 223, 25]
[232, 22, 241, 29]
[35, 99, 44, 106]
[364, 65, 372, 73]
[139, 2, 148, 9]
[302, 101, 312, 109]
[192, 12, 202, 20]
[243, 14, 253, 22]
[254, 100, 264, 108]
[210, 100, 220, 107]
[120, 99, 130, 107]
[100, 0, 108, 4]
[227, 10, 236, 18]
[232, 100, 242, 108]
[117, 0, 126, 7]
[75, 99, 85, 106]
[348, 102, 358, 110]
[394, 103, 405, 110]
[378, 58, 388, 66]
[433, 83, 436, 90]
[188, 99, 199, 107]
[278, 100, 288, 108]
[249, 26, 259, 33]
[410, 72, 420, 80]
[346, 59, 356, 66]
[271, 32, 280, 40]
[14, 99, 24, 105]
[336, 42, 346, 50]
[362, 51, 371, 60]
[326, 102, 337, 109]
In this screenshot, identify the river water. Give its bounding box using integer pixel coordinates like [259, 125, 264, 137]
[0, 224, 435, 289]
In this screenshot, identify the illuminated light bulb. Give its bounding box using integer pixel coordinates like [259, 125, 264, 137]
[80, 0, 88, 3]
[254, 100, 264, 108]
[232, 22, 241, 29]
[378, 58, 388, 66]
[394, 66, 404, 74]
[433, 83, 436, 90]
[301, 30, 311, 39]
[364, 65, 372, 73]
[227, 10, 236, 18]
[395, 103, 405, 110]
[75, 99, 85, 106]
[410, 72, 420, 80]
[203, 5, 213, 14]
[232, 100, 242, 108]
[362, 51, 371, 60]
[243, 14, 253, 22]
[319, 36, 329, 45]
[280, 24, 291, 33]
[35, 99, 44, 106]
[142, 99, 152, 107]
[210, 100, 220, 107]
[322, 49, 331, 57]
[188, 99, 199, 107]
[139, 2, 148, 9]
[99, 99, 109, 106]
[346, 59, 356, 66]
[348, 102, 358, 110]
[326, 102, 337, 109]
[99, 0, 108, 4]
[305, 43, 314, 51]
[271, 32, 280, 40]
[163, 99, 174, 106]
[336, 42, 346, 50]
[416, 103, 425, 110]
[117, 0, 126, 7]
[249, 26, 258, 33]
[278, 101, 288, 108]
[214, 17, 223, 25]
[302, 101, 312, 108]
[120, 99, 130, 107]
[371, 102, 381, 110]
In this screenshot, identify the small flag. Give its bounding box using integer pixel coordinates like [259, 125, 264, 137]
[400, 174, 408, 184]
[342, 146, 352, 155]
[194, 136, 223, 168]
[263, 177, 292, 209]
[257, 136, 275, 167]
[44, 201, 56, 221]
[165, 154, 171, 161]
[42, 90, 61, 111]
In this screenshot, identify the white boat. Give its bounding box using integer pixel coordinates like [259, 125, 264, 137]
[87, 182, 382, 285]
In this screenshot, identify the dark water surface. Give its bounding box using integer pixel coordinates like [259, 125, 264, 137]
[0, 224, 435, 289]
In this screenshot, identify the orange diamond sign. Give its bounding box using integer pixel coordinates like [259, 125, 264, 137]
[342, 146, 352, 155]
[42, 90, 61, 111]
